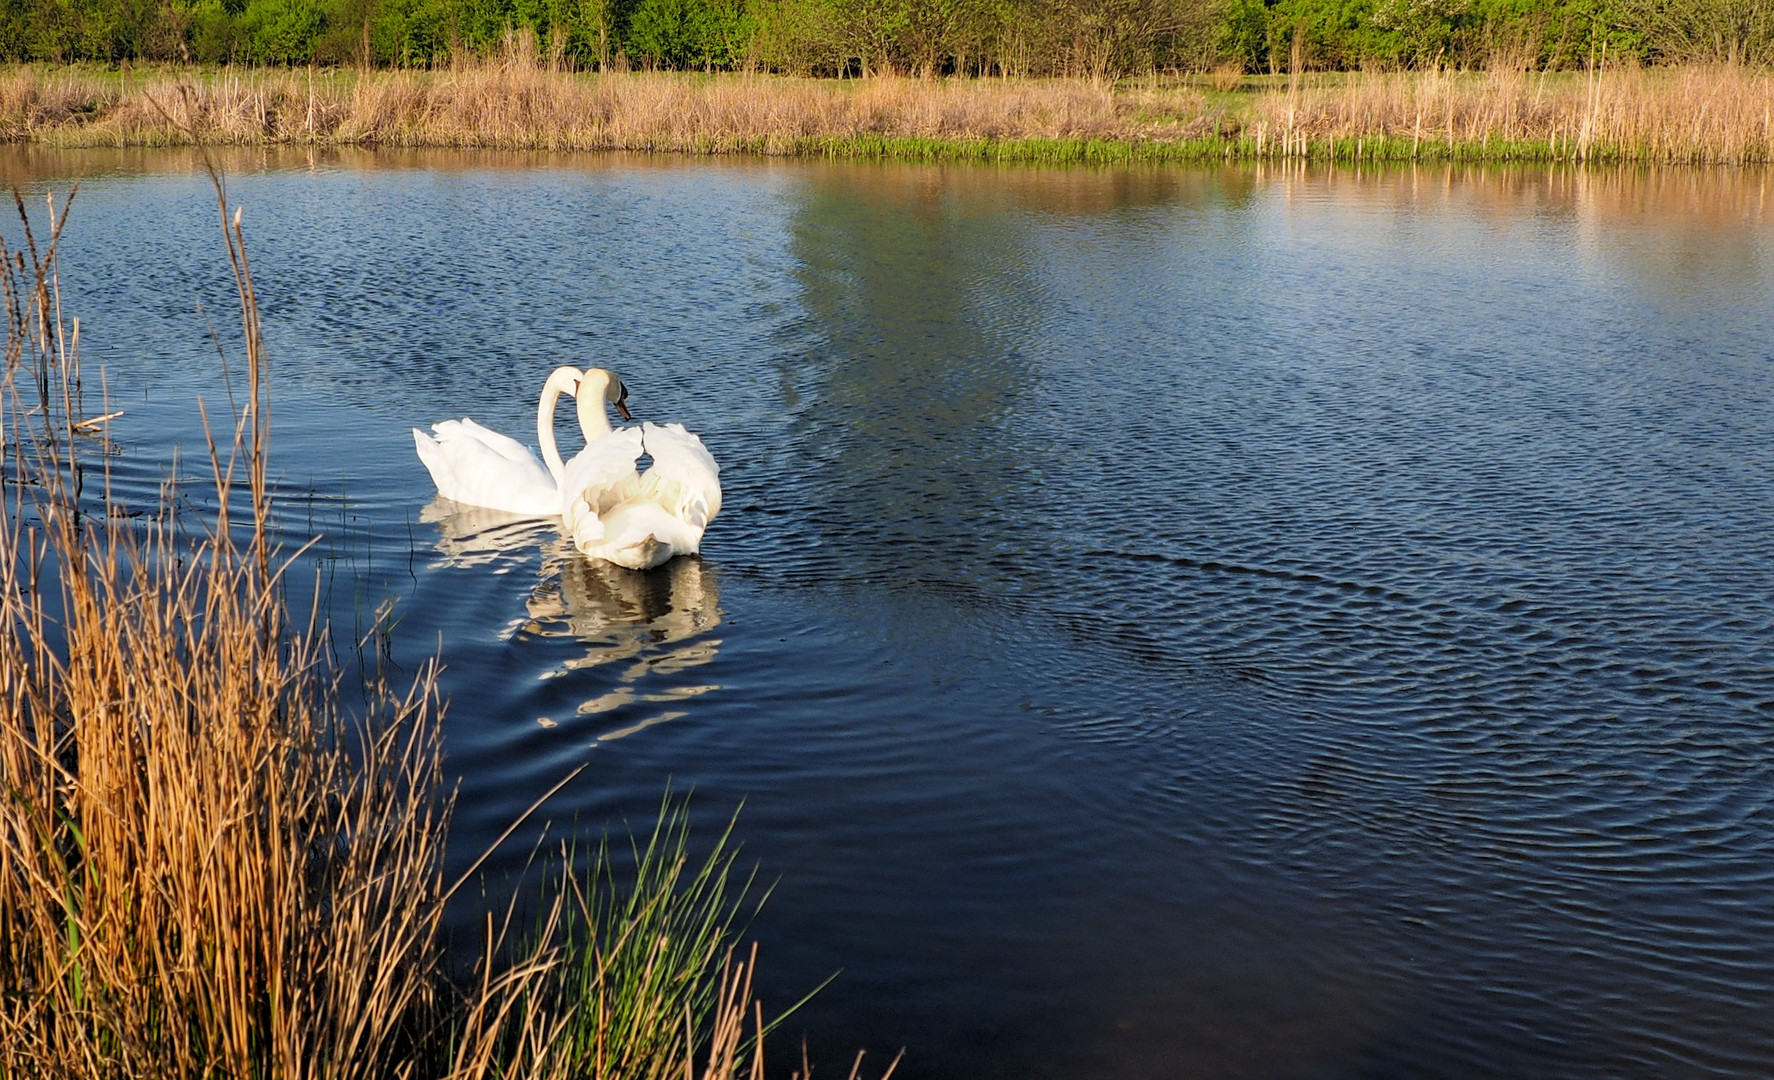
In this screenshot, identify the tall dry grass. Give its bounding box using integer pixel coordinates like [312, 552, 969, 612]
[0, 62, 1204, 151]
[0, 180, 454, 1077]
[4, 60, 1772, 163]
[0, 178, 879, 1078]
[1247, 63, 1774, 164]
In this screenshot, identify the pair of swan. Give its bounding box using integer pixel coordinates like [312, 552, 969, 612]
[412, 367, 720, 570]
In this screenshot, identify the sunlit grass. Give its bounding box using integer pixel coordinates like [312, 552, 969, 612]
[1, 59, 1771, 163]
[1239, 63, 1774, 165]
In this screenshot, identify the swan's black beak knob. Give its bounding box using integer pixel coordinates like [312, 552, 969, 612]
[615, 388, 633, 423]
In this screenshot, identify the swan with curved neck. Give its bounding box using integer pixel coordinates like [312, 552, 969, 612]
[561, 368, 720, 570]
[535, 366, 583, 483]
[414, 365, 585, 517]
[573, 367, 633, 441]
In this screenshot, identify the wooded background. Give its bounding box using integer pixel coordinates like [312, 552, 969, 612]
[1, 0, 1768, 77]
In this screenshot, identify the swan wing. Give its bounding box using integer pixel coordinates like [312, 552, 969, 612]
[560, 428, 645, 544]
[560, 429, 645, 508]
[639, 423, 722, 530]
[414, 422, 558, 516]
[438, 417, 540, 468]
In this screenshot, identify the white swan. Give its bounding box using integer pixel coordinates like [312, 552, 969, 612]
[412, 365, 584, 516]
[559, 368, 721, 570]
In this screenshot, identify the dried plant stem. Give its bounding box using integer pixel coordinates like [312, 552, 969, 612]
[0, 175, 451, 1078]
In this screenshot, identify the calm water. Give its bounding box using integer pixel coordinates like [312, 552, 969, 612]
[13, 147, 1774, 1079]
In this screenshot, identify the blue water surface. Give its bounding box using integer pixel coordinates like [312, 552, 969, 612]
[14, 147, 1774, 1079]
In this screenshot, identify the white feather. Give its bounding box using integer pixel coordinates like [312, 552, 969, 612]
[559, 383, 722, 570]
[412, 367, 583, 518]
[412, 420, 560, 516]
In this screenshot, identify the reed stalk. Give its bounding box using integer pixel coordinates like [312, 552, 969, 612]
[0, 174, 451, 1078]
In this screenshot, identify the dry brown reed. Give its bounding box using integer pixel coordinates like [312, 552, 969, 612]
[0, 62, 1210, 151]
[0, 176, 870, 1078]
[0, 183, 453, 1077]
[2, 60, 1771, 163]
[1246, 63, 1774, 164]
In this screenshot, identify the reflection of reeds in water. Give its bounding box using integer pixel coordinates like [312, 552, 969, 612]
[522, 541, 723, 732]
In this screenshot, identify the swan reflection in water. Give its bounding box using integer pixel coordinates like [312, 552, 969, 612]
[523, 540, 722, 739]
[421, 496, 722, 739]
[420, 496, 559, 570]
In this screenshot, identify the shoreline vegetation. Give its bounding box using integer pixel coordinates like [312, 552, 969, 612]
[1, 61, 1773, 165]
[0, 182, 879, 1077]
[3, 0, 1771, 168]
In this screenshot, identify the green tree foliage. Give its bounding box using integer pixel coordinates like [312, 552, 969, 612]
[1219, 0, 1648, 71]
[627, 0, 751, 66]
[1617, 0, 1774, 64]
[240, 0, 326, 61]
[0, 0, 1760, 71]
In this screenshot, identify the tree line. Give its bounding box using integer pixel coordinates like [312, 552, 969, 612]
[1, 0, 1768, 74]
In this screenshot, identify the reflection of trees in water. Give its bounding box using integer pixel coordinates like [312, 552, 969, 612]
[522, 542, 722, 733]
[778, 167, 1047, 581]
[775, 164, 1255, 586]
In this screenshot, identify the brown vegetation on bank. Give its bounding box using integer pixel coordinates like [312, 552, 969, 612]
[0, 58, 1760, 164]
[1248, 62, 1774, 165]
[1, 58, 1772, 164]
[0, 63, 1203, 148]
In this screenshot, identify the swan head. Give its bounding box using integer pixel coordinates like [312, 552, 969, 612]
[608, 374, 632, 422]
[582, 368, 632, 420]
[544, 365, 586, 398]
[577, 368, 633, 434]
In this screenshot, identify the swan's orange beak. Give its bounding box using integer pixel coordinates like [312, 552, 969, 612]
[614, 389, 633, 423]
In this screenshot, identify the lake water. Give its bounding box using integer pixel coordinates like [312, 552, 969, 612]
[13, 146, 1774, 1079]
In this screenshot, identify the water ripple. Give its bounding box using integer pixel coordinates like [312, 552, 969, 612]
[20, 154, 1774, 1079]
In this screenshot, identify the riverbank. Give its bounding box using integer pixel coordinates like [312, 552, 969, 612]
[2, 62, 1772, 165]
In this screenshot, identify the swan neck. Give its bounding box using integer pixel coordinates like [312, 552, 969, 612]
[577, 371, 614, 441]
[538, 374, 572, 482]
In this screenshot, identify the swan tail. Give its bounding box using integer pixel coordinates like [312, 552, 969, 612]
[605, 502, 688, 569]
[413, 427, 461, 500]
[577, 502, 695, 570]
